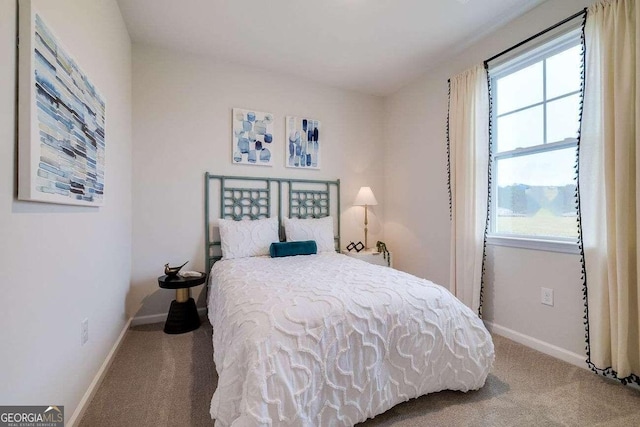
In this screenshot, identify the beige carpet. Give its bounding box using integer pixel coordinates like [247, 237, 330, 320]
[79, 320, 640, 426]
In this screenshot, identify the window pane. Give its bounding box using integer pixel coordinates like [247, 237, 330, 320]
[495, 148, 577, 238]
[546, 45, 581, 99]
[547, 94, 580, 143]
[496, 62, 543, 114]
[497, 106, 543, 152]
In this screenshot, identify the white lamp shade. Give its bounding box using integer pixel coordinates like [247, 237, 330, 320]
[353, 186, 378, 206]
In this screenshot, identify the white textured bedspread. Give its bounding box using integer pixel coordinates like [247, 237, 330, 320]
[208, 253, 494, 426]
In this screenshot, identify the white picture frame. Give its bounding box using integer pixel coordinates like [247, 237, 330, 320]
[18, 1, 106, 206]
[231, 108, 274, 167]
[285, 116, 320, 170]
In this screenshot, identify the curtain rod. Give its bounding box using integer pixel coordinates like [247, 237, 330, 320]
[448, 8, 586, 83]
[484, 8, 587, 66]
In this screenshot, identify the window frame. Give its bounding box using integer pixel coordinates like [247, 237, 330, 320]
[486, 26, 582, 255]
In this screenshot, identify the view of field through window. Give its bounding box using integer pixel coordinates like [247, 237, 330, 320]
[493, 41, 581, 240]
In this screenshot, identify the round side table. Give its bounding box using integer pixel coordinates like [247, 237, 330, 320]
[158, 273, 207, 334]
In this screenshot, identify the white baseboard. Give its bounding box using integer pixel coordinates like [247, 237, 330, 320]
[67, 317, 132, 427]
[484, 320, 588, 370]
[131, 307, 208, 326]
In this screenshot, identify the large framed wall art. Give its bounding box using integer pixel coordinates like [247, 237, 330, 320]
[18, 1, 106, 206]
[232, 108, 274, 167]
[286, 116, 320, 170]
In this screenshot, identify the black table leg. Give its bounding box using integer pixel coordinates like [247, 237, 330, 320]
[164, 297, 201, 334]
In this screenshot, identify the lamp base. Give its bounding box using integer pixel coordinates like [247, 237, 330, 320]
[364, 205, 369, 250]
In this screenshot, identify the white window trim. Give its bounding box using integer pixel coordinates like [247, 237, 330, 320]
[486, 25, 583, 252]
[486, 235, 580, 254]
[494, 138, 577, 161]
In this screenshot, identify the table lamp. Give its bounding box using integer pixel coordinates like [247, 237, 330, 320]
[353, 186, 378, 250]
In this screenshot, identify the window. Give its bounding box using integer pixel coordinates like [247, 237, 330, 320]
[487, 25, 583, 253]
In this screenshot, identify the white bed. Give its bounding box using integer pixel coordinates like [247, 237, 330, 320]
[207, 252, 494, 426]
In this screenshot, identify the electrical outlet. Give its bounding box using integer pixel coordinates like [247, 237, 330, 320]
[541, 288, 554, 306]
[81, 318, 89, 345]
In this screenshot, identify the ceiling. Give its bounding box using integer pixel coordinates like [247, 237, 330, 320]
[116, 0, 546, 96]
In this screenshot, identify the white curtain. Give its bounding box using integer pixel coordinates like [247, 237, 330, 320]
[448, 65, 489, 314]
[581, 0, 639, 380]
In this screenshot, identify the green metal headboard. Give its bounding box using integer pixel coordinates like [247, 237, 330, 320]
[204, 173, 341, 272]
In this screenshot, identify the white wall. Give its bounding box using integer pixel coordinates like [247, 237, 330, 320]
[0, 0, 131, 421]
[130, 45, 385, 318]
[384, 0, 592, 360]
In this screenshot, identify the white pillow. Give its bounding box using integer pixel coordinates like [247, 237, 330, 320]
[218, 217, 279, 260]
[284, 216, 335, 253]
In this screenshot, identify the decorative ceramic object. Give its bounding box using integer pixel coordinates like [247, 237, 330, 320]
[164, 261, 188, 278]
